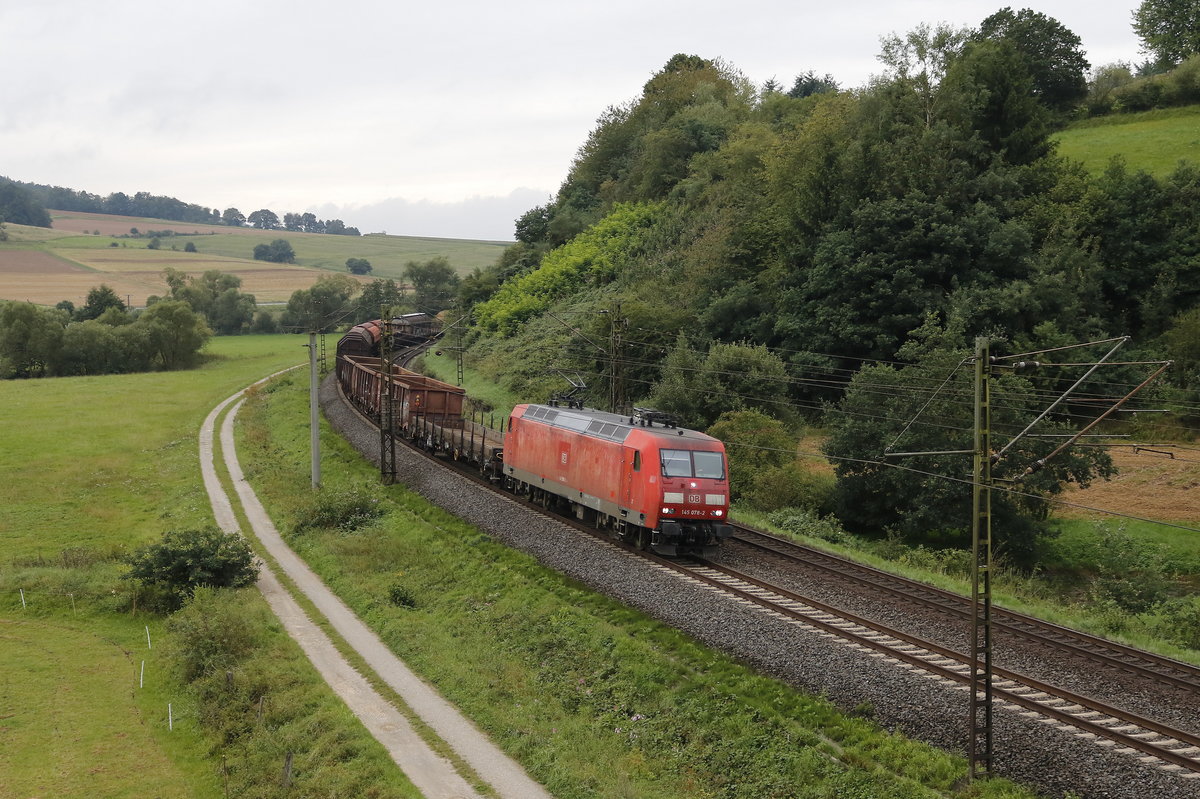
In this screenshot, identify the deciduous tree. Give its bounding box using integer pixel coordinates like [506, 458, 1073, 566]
[976, 7, 1090, 112]
[282, 274, 359, 332]
[403, 256, 460, 313]
[77, 284, 126, 321]
[247, 209, 280, 230]
[1133, 0, 1200, 68]
[138, 300, 211, 369]
[252, 239, 295, 263]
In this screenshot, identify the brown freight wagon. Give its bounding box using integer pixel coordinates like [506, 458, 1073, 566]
[338, 356, 465, 430]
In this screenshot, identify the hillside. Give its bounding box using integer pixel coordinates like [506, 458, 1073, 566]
[1052, 104, 1200, 177]
[0, 209, 509, 307]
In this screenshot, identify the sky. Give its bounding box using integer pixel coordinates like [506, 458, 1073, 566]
[2, 1, 1145, 241]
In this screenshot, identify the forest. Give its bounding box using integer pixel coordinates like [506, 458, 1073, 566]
[447, 11, 1200, 565]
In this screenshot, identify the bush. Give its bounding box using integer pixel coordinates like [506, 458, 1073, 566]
[125, 527, 258, 611]
[251, 310, 278, 334]
[252, 239, 295, 263]
[743, 462, 834, 513]
[767, 508, 853, 545]
[292, 487, 384, 535]
[705, 409, 794, 499]
[168, 587, 266, 681]
[1145, 596, 1200, 651]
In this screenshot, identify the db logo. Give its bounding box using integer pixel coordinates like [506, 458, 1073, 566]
[688, 494, 701, 504]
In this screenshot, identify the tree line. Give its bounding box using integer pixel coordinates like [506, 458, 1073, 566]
[0, 178, 361, 236]
[448, 6, 1200, 565]
[0, 292, 211, 378]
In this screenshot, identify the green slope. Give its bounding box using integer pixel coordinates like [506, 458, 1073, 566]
[1052, 105, 1200, 177]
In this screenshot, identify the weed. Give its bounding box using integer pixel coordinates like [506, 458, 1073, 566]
[388, 583, 418, 609]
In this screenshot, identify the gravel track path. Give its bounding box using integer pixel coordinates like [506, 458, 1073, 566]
[201, 380, 552, 799]
[321, 374, 1200, 799]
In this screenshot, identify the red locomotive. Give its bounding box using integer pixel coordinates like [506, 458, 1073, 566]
[503, 403, 732, 556]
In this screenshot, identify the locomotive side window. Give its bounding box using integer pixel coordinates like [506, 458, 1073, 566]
[633, 451, 641, 471]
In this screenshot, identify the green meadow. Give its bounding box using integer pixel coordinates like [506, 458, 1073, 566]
[1053, 104, 1200, 177]
[0, 336, 418, 798]
[44, 210, 511, 278]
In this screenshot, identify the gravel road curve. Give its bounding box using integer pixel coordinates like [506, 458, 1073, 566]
[200, 380, 553, 799]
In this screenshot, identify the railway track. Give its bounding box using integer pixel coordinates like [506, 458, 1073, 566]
[333, 354, 1200, 781]
[641, 555, 1200, 776]
[731, 524, 1200, 695]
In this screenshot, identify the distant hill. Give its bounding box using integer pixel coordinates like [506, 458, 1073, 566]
[1052, 105, 1200, 178]
[0, 209, 510, 307]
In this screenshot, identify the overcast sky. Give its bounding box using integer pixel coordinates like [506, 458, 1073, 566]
[2, 1, 1144, 241]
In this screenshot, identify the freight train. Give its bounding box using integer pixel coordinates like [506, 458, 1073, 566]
[335, 321, 732, 556]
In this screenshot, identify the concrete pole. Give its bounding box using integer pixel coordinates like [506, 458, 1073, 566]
[309, 331, 321, 489]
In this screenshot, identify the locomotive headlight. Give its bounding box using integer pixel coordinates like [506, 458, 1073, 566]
[662, 507, 674, 515]
[713, 510, 724, 517]
[690, 481, 698, 488]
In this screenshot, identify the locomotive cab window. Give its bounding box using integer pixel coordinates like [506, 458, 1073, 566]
[660, 449, 725, 479]
[693, 451, 725, 479]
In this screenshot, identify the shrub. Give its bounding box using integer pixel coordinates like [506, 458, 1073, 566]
[252, 239, 295, 263]
[251, 310, 278, 334]
[388, 583, 417, 608]
[744, 462, 835, 513]
[292, 487, 384, 535]
[125, 527, 258, 611]
[767, 508, 853, 545]
[168, 587, 266, 681]
[1145, 596, 1200, 651]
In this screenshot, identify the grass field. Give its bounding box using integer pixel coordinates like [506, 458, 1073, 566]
[1053, 104, 1200, 177]
[0, 209, 511, 307]
[0, 336, 422, 798]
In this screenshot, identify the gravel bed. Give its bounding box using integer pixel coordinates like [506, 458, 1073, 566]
[722, 541, 1200, 737]
[319, 376, 1200, 799]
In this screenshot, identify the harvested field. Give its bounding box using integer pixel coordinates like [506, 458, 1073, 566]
[0, 250, 121, 305]
[0, 250, 84, 274]
[0, 245, 369, 306]
[49, 210, 226, 237]
[1063, 446, 1200, 522]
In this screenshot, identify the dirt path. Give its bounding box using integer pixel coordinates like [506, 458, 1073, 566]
[199, 378, 552, 799]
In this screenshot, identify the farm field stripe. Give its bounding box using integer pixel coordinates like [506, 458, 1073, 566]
[199, 376, 483, 799]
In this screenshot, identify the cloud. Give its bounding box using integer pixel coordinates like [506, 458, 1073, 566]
[316, 187, 551, 242]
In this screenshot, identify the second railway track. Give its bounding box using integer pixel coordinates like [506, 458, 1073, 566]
[731, 524, 1200, 695]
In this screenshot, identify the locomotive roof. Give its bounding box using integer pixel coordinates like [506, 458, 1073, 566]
[518, 403, 716, 445]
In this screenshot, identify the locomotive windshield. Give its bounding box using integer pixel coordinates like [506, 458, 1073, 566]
[660, 449, 725, 479]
